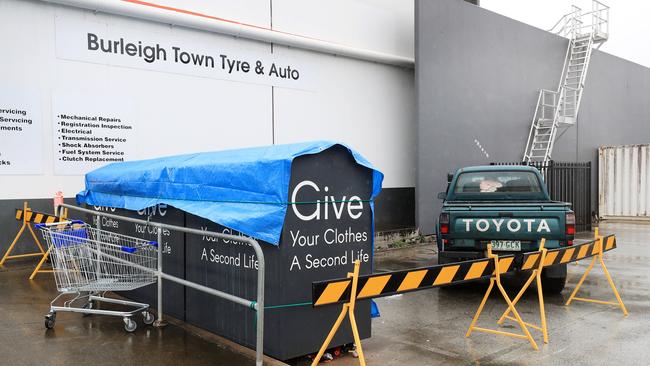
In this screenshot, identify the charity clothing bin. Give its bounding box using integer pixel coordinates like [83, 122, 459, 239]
[76, 141, 383, 360]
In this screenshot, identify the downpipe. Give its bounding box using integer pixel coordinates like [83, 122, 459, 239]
[40, 0, 414, 68]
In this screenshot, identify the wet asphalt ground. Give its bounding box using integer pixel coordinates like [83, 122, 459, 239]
[0, 264, 275, 366]
[0, 221, 647, 365]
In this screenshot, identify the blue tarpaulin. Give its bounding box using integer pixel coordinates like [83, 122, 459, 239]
[76, 141, 383, 245]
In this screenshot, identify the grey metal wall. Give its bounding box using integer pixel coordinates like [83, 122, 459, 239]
[416, 0, 650, 233]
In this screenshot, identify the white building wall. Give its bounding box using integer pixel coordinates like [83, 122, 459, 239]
[0, 0, 415, 200]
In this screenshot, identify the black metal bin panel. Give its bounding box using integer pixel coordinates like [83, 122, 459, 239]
[185, 145, 374, 360]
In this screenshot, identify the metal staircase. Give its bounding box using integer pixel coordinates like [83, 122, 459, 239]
[523, 1, 609, 164]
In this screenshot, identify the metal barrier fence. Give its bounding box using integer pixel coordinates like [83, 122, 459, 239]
[491, 161, 592, 232]
[57, 203, 266, 366]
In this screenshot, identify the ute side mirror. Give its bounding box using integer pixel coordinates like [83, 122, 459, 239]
[437, 192, 446, 200]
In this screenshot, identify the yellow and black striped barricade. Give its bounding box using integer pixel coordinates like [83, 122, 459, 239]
[0, 202, 65, 278]
[311, 234, 624, 355]
[482, 234, 622, 346]
[519, 233, 617, 271]
[565, 229, 627, 315]
[312, 254, 516, 307]
[311, 254, 517, 363]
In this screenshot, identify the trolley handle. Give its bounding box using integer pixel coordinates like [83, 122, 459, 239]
[121, 241, 158, 254]
[35, 220, 85, 229]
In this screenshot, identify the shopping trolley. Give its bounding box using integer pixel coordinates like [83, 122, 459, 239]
[36, 220, 158, 332]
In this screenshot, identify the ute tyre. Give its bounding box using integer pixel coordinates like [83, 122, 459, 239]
[436, 255, 455, 266]
[541, 274, 566, 294]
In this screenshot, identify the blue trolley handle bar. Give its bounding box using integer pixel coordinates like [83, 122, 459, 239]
[35, 219, 85, 229]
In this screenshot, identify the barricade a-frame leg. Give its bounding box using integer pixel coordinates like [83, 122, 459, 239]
[465, 244, 539, 351]
[311, 260, 366, 366]
[565, 229, 628, 316]
[496, 238, 549, 344]
[29, 208, 66, 279]
[0, 202, 47, 267]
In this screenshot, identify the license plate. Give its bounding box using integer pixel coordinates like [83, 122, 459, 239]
[491, 240, 521, 251]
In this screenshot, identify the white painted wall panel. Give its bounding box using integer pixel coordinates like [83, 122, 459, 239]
[272, 0, 414, 59]
[154, 0, 271, 27]
[599, 144, 650, 218]
[0, 0, 415, 200]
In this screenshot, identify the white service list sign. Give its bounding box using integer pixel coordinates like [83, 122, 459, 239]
[52, 92, 137, 175]
[0, 88, 43, 174]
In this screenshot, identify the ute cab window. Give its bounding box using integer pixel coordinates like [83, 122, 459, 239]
[452, 171, 544, 200]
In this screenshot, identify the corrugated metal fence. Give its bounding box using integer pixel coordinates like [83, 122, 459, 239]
[599, 144, 650, 218]
[491, 161, 592, 232]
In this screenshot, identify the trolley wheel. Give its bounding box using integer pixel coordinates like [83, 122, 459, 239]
[45, 313, 56, 329]
[124, 318, 137, 333]
[82, 301, 93, 317]
[142, 311, 155, 325]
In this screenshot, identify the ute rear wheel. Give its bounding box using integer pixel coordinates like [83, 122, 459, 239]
[541, 272, 566, 294]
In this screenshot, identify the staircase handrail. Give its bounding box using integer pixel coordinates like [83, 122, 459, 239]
[523, 90, 545, 161]
[548, 6, 581, 34]
[550, 1, 609, 38]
